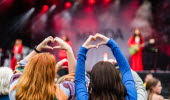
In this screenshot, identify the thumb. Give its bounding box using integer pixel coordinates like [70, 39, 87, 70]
[88, 45, 97, 49]
[53, 46, 61, 49]
[45, 46, 53, 49]
[97, 42, 105, 47]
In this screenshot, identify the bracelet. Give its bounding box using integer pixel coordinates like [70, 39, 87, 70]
[34, 46, 41, 53]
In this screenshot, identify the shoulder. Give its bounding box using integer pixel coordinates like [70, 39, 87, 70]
[152, 94, 164, 100]
[158, 95, 164, 100]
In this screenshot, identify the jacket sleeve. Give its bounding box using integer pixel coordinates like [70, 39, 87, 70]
[106, 39, 137, 100]
[75, 47, 89, 100]
[131, 70, 147, 100]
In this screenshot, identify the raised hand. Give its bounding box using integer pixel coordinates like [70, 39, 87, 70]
[53, 37, 76, 73]
[94, 33, 109, 48]
[56, 59, 68, 72]
[82, 35, 97, 49]
[37, 36, 54, 51]
[53, 37, 71, 51]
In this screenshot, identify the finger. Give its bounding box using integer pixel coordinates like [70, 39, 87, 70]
[90, 35, 96, 40]
[61, 66, 67, 69]
[46, 38, 54, 43]
[54, 37, 66, 45]
[53, 46, 61, 49]
[94, 33, 103, 39]
[88, 45, 97, 49]
[97, 42, 105, 47]
[86, 35, 96, 46]
[45, 46, 53, 49]
[56, 59, 68, 67]
[54, 37, 61, 42]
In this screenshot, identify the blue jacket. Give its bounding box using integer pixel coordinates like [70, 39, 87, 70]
[0, 95, 10, 100]
[75, 39, 137, 100]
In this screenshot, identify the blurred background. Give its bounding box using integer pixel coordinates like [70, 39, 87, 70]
[0, 0, 170, 98]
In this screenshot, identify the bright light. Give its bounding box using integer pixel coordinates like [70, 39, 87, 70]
[49, 5, 56, 13]
[104, 0, 111, 3]
[88, 0, 96, 5]
[41, 5, 49, 13]
[65, 2, 72, 8]
[103, 53, 108, 61]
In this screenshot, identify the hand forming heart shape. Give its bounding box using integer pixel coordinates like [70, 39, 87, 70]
[36, 33, 110, 51]
[36, 36, 72, 51]
[82, 33, 110, 49]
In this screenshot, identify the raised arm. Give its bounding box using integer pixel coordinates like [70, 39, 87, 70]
[95, 33, 137, 100]
[24, 36, 53, 61]
[75, 35, 97, 100]
[14, 36, 54, 73]
[53, 37, 76, 74]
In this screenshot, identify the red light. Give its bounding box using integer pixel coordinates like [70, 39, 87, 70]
[104, 0, 111, 3]
[65, 2, 72, 8]
[41, 5, 49, 13]
[88, 0, 96, 5]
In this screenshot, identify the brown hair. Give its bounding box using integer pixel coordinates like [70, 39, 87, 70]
[88, 61, 126, 100]
[132, 28, 143, 43]
[146, 78, 160, 100]
[15, 53, 56, 100]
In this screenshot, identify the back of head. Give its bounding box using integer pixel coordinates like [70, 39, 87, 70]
[89, 61, 126, 100]
[16, 53, 56, 100]
[0, 67, 13, 95]
[146, 78, 160, 100]
[144, 73, 153, 83]
[146, 78, 160, 91]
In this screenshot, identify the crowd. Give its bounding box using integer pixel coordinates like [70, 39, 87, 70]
[0, 34, 168, 100]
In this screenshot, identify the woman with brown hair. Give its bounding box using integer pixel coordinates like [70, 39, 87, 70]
[9, 36, 76, 100]
[75, 33, 137, 100]
[146, 78, 164, 100]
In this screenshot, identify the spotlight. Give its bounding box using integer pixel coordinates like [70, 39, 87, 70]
[49, 5, 56, 13]
[41, 5, 49, 13]
[104, 0, 111, 3]
[65, 2, 72, 8]
[88, 0, 96, 5]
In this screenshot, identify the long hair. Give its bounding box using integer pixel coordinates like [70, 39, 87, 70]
[0, 67, 13, 95]
[146, 78, 160, 100]
[15, 53, 56, 100]
[132, 28, 143, 43]
[88, 61, 126, 100]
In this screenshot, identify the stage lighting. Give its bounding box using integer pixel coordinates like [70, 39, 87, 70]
[104, 0, 111, 3]
[65, 2, 72, 8]
[49, 5, 56, 13]
[88, 0, 96, 5]
[41, 5, 49, 13]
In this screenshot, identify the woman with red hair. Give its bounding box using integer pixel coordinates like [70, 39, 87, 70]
[9, 36, 76, 100]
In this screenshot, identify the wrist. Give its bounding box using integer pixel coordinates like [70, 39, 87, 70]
[65, 45, 72, 52]
[36, 45, 42, 51]
[82, 44, 88, 49]
[34, 46, 42, 53]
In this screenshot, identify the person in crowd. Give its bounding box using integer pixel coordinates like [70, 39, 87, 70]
[108, 59, 147, 100]
[10, 39, 23, 70]
[144, 73, 153, 87]
[9, 36, 76, 100]
[146, 78, 164, 100]
[58, 35, 72, 76]
[128, 28, 144, 71]
[75, 33, 137, 100]
[0, 67, 13, 100]
[10, 39, 31, 71]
